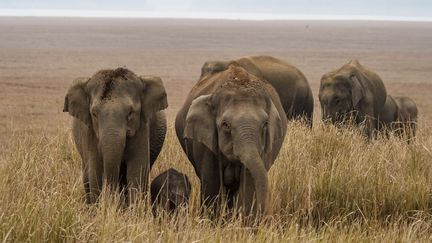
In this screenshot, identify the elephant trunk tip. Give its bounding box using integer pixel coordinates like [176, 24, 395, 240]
[238, 149, 270, 215]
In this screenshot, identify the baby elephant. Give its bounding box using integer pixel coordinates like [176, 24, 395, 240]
[379, 95, 418, 140]
[150, 168, 191, 214]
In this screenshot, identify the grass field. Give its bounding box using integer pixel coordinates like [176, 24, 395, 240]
[1, 18, 432, 242]
[1, 119, 432, 242]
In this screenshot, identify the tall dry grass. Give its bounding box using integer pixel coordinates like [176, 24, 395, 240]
[1, 119, 432, 242]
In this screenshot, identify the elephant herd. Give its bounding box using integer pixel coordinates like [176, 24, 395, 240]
[64, 55, 418, 218]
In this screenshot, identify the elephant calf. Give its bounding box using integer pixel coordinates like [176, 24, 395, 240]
[64, 67, 168, 204]
[150, 168, 191, 215]
[319, 59, 387, 137]
[379, 95, 418, 140]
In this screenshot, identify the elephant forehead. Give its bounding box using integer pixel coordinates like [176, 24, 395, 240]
[89, 80, 139, 102]
[218, 106, 267, 124]
[216, 93, 268, 111]
[93, 67, 135, 81]
[219, 78, 269, 95]
[89, 68, 139, 100]
[170, 184, 186, 194]
[321, 76, 334, 85]
[321, 76, 350, 89]
[100, 78, 116, 100]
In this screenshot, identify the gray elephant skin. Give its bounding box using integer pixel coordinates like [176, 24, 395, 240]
[319, 59, 387, 137]
[150, 168, 191, 215]
[64, 67, 168, 204]
[175, 63, 288, 216]
[200, 55, 314, 126]
[379, 95, 418, 139]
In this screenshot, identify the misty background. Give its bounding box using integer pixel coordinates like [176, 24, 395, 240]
[0, 0, 431, 19]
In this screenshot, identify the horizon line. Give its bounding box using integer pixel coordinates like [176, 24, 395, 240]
[1, 9, 432, 22]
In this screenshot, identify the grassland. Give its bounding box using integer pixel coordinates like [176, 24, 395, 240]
[1, 119, 432, 242]
[1, 17, 432, 242]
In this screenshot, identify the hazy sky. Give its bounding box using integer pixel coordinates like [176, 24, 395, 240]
[1, 0, 431, 18]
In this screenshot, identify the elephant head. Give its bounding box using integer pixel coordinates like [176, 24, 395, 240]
[319, 59, 365, 124]
[200, 61, 230, 79]
[150, 168, 192, 215]
[63, 68, 167, 187]
[184, 65, 285, 214]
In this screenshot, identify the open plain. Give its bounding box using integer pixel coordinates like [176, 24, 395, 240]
[1, 17, 432, 241]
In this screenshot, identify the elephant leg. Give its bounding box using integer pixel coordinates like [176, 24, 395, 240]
[304, 104, 314, 129]
[88, 158, 103, 204]
[73, 124, 92, 203]
[82, 162, 91, 204]
[358, 107, 376, 139]
[198, 149, 221, 214]
[305, 114, 313, 129]
[367, 116, 379, 139]
[125, 122, 150, 204]
[119, 160, 128, 201]
[301, 89, 314, 129]
[126, 159, 149, 204]
[409, 121, 417, 140]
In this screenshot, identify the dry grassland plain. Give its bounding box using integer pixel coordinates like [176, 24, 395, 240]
[1, 17, 432, 241]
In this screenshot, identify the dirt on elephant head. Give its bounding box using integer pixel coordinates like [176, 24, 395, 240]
[218, 64, 274, 96]
[92, 67, 134, 100]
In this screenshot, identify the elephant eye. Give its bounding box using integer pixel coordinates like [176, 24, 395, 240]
[221, 121, 231, 132]
[127, 110, 133, 121]
[263, 121, 269, 129]
[91, 111, 97, 118]
[333, 97, 342, 105]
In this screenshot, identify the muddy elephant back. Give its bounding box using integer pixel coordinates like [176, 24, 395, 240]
[150, 111, 167, 167]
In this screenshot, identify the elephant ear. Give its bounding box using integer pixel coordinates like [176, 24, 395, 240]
[63, 77, 91, 126]
[350, 73, 365, 108]
[265, 101, 283, 156]
[140, 76, 168, 119]
[184, 95, 217, 154]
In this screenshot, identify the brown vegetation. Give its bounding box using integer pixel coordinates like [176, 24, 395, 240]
[1, 17, 432, 241]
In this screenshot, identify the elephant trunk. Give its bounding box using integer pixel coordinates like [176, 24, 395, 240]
[233, 126, 269, 214]
[100, 127, 126, 190]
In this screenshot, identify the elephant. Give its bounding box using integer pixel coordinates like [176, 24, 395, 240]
[379, 95, 418, 140]
[175, 63, 288, 216]
[63, 67, 168, 204]
[200, 55, 314, 126]
[150, 168, 191, 215]
[319, 59, 387, 137]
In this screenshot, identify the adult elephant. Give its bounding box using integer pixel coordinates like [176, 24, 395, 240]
[379, 95, 418, 140]
[200, 55, 314, 126]
[64, 67, 168, 204]
[175, 63, 287, 216]
[319, 59, 387, 137]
